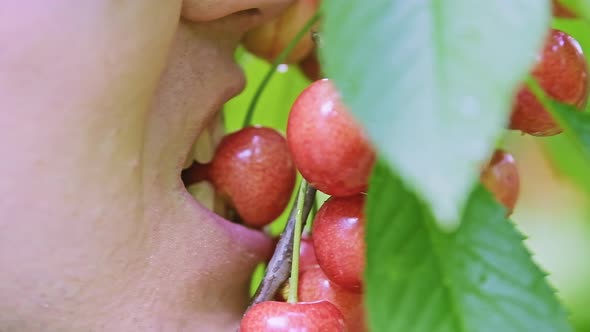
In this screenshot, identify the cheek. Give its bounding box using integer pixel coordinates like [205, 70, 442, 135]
[152, 23, 240, 127]
[145, 22, 245, 184]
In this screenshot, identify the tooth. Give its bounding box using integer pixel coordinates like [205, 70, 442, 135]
[210, 111, 226, 147]
[187, 181, 215, 211]
[192, 128, 214, 164]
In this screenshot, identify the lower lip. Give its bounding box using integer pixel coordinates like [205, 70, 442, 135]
[184, 189, 274, 261]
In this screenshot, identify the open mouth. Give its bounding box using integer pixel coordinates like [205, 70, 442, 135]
[178, 109, 274, 260]
[181, 111, 230, 219]
[155, 23, 275, 262]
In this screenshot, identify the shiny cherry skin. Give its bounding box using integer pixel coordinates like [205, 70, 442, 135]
[209, 126, 296, 227]
[183, 126, 296, 228]
[242, 0, 319, 63]
[299, 265, 367, 332]
[312, 195, 365, 292]
[287, 79, 376, 197]
[480, 150, 520, 216]
[510, 29, 589, 136]
[240, 300, 346, 332]
[300, 234, 319, 271]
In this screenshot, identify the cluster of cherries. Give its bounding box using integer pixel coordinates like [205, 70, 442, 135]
[182, 77, 371, 329]
[183, 78, 374, 330]
[182, 79, 524, 331]
[241, 80, 373, 331]
[180, 0, 589, 330]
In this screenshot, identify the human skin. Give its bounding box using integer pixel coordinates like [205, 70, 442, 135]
[0, 1, 291, 331]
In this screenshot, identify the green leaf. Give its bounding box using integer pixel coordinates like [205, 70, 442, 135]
[546, 100, 590, 194]
[321, 0, 551, 230]
[542, 134, 590, 196]
[547, 99, 590, 158]
[540, 21, 590, 196]
[525, 77, 590, 196]
[365, 161, 572, 332]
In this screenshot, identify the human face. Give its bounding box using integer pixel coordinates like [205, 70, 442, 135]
[0, 1, 291, 331]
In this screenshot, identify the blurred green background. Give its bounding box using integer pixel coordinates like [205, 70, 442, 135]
[227, 16, 590, 331]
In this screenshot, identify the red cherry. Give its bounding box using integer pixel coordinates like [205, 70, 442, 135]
[480, 150, 520, 216]
[553, 0, 577, 18]
[510, 29, 589, 136]
[240, 300, 346, 332]
[242, 0, 320, 63]
[299, 50, 323, 81]
[287, 79, 376, 197]
[300, 234, 319, 272]
[183, 126, 296, 228]
[299, 265, 367, 332]
[312, 195, 365, 292]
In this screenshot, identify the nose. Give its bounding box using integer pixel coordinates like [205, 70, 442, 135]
[181, 0, 294, 25]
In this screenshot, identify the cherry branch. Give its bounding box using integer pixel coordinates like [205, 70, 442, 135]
[248, 183, 317, 307]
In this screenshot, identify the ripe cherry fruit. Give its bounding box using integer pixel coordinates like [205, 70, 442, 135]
[299, 234, 319, 271]
[312, 194, 366, 292]
[242, 0, 319, 63]
[299, 265, 367, 332]
[182, 126, 296, 228]
[240, 300, 346, 332]
[510, 29, 589, 136]
[287, 79, 376, 197]
[480, 150, 520, 216]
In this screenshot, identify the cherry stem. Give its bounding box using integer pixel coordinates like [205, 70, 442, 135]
[242, 12, 321, 128]
[287, 180, 309, 303]
[304, 197, 318, 234]
[181, 161, 210, 186]
[248, 182, 317, 307]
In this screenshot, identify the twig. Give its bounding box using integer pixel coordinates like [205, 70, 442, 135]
[248, 184, 317, 307]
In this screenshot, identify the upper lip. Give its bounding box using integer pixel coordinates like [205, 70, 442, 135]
[225, 66, 247, 103]
[216, 41, 247, 105]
